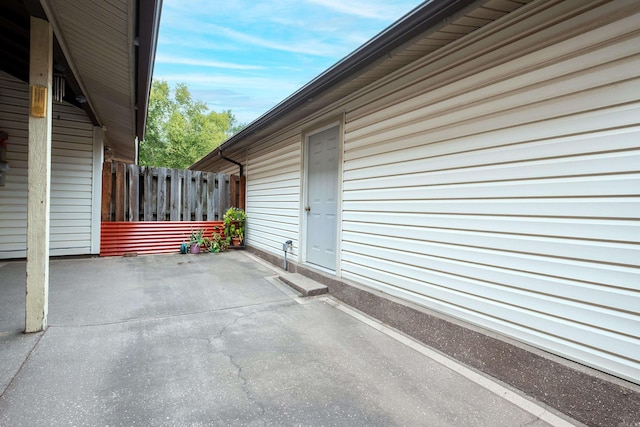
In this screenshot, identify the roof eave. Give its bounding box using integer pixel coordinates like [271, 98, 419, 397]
[192, 0, 478, 170]
[136, 0, 163, 144]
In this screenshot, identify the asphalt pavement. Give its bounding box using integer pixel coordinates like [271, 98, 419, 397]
[0, 252, 578, 426]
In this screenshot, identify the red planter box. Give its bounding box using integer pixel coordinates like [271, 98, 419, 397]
[100, 221, 224, 257]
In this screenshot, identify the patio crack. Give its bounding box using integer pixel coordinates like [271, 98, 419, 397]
[211, 310, 249, 341]
[208, 301, 289, 342]
[48, 298, 292, 329]
[225, 351, 266, 421]
[208, 311, 269, 422]
[0, 330, 46, 399]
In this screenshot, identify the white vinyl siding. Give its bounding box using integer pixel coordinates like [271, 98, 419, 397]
[341, 0, 640, 384]
[245, 131, 301, 256]
[217, 162, 240, 176]
[50, 104, 94, 255]
[0, 75, 28, 256]
[0, 71, 96, 259]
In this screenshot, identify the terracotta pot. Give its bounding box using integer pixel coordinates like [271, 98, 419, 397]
[231, 237, 242, 247]
[225, 221, 241, 236]
[189, 243, 201, 254]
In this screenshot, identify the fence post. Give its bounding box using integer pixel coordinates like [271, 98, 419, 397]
[230, 175, 237, 208]
[143, 167, 153, 221]
[194, 171, 203, 221]
[205, 172, 216, 220]
[182, 169, 192, 221]
[170, 169, 180, 221]
[128, 164, 139, 221]
[239, 175, 246, 210]
[101, 162, 112, 222]
[219, 174, 229, 218]
[114, 162, 125, 221]
[157, 167, 167, 221]
[214, 174, 223, 220]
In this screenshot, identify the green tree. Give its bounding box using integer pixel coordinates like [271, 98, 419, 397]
[139, 80, 243, 169]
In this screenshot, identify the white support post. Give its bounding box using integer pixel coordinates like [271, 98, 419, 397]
[91, 126, 104, 254]
[25, 17, 53, 333]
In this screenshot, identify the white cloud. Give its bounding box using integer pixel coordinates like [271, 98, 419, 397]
[154, 73, 299, 92]
[207, 24, 339, 57]
[306, 0, 408, 20]
[159, 19, 343, 58]
[155, 55, 264, 70]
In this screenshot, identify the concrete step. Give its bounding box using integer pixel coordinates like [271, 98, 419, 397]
[278, 273, 328, 297]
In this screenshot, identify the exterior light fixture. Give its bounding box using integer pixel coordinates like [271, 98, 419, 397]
[53, 71, 65, 102]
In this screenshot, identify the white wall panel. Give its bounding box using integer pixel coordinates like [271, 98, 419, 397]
[0, 71, 96, 258]
[342, 2, 640, 383]
[245, 132, 301, 257]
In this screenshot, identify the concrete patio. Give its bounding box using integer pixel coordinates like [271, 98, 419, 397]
[0, 252, 577, 426]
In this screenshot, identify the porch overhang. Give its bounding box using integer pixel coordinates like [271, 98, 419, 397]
[0, 0, 162, 163]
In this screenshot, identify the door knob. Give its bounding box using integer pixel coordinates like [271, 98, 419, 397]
[305, 206, 311, 212]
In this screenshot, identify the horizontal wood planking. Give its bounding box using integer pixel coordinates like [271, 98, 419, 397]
[341, 2, 640, 383]
[100, 221, 225, 257]
[46, 0, 139, 161]
[0, 71, 95, 259]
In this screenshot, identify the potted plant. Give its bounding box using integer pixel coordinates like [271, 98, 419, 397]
[223, 207, 246, 246]
[188, 228, 205, 254]
[231, 226, 243, 247]
[202, 236, 212, 252]
[207, 228, 229, 253]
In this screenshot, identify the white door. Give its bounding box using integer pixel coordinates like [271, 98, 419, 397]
[305, 126, 339, 270]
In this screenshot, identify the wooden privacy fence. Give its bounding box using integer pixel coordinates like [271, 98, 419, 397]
[101, 161, 245, 222]
[100, 162, 245, 256]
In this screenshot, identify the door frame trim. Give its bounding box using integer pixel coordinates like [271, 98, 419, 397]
[300, 117, 344, 275]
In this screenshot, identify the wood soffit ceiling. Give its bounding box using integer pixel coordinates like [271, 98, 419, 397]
[0, 0, 97, 117]
[0, 0, 161, 163]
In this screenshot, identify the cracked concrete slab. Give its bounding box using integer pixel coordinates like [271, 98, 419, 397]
[0, 331, 40, 393]
[0, 252, 573, 426]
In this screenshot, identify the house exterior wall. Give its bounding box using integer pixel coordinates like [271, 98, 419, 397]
[213, 0, 640, 384]
[0, 71, 100, 259]
[339, 0, 640, 384]
[245, 130, 302, 255]
[217, 162, 240, 176]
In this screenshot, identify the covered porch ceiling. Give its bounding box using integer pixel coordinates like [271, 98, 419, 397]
[0, 0, 161, 163]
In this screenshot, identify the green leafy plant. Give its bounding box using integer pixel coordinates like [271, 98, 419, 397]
[189, 228, 205, 246]
[207, 228, 229, 253]
[234, 227, 243, 242]
[202, 236, 213, 252]
[223, 207, 246, 224]
[223, 207, 246, 244]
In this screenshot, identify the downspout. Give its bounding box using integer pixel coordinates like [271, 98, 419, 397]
[219, 149, 243, 176]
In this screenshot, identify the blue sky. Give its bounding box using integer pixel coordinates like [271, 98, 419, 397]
[153, 0, 424, 125]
